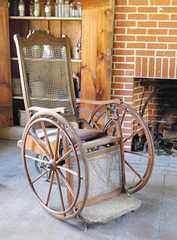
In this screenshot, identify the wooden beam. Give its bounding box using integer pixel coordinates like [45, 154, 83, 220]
[0, 4, 13, 127]
[0, 0, 8, 8]
[81, 0, 113, 9]
[81, 4, 114, 106]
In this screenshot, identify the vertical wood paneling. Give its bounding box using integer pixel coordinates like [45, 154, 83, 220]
[62, 20, 82, 58]
[49, 20, 62, 38]
[0, 4, 13, 127]
[81, 3, 114, 107]
[28, 20, 48, 32]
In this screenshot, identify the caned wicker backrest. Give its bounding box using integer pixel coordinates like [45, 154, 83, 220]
[14, 30, 76, 121]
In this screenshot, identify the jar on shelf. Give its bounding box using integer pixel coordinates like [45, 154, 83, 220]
[61, 0, 65, 17]
[65, 1, 70, 17]
[8, 0, 10, 16]
[74, 47, 81, 59]
[18, 0, 25, 16]
[55, 0, 58, 17]
[77, 38, 81, 48]
[58, 0, 62, 17]
[34, 0, 40, 17]
[77, 1, 81, 17]
[45, 0, 51, 17]
[69, 2, 74, 17]
[12, 78, 22, 96]
[72, 3, 77, 17]
[11, 0, 18, 16]
[29, 0, 34, 17]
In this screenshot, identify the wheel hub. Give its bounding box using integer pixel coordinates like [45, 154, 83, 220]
[49, 160, 57, 171]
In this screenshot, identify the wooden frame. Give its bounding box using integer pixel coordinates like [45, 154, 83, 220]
[14, 30, 154, 224]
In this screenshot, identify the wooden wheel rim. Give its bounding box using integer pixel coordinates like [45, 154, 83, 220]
[22, 111, 88, 219]
[121, 103, 154, 193]
[88, 102, 154, 194]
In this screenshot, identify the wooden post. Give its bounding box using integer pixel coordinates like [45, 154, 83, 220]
[81, 0, 115, 111]
[0, 0, 13, 127]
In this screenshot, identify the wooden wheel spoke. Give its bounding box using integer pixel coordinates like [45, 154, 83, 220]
[25, 154, 49, 164]
[31, 169, 49, 184]
[120, 108, 127, 126]
[123, 127, 144, 143]
[57, 169, 76, 199]
[29, 131, 50, 159]
[124, 150, 150, 159]
[56, 145, 77, 164]
[40, 121, 54, 159]
[97, 110, 106, 121]
[105, 107, 109, 122]
[45, 171, 54, 206]
[124, 159, 143, 180]
[54, 128, 60, 160]
[55, 171, 65, 213]
[91, 119, 100, 130]
[57, 166, 84, 180]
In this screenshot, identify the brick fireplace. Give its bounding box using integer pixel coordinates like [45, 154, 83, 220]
[112, 0, 177, 103]
[112, 0, 177, 171]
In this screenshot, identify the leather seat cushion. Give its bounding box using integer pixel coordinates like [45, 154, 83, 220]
[73, 128, 105, 142]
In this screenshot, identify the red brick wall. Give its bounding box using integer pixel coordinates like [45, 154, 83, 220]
[112, 0, 177, 132]
[112, 0, 177, 104]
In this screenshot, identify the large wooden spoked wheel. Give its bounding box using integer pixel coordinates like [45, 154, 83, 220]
[88, 101, 154, 194]
[21, 111, 88, 219]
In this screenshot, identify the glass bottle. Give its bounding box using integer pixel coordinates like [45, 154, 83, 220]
[77, 1, 81, 17]
[8, 0, 11, 16]
[77, 38, 81, 49]
[72, 3, 77, 17]
[55, 0, 58, 17]
[61, 0, 65, 17]
[58, 0, 62, 17]
[34, 0, 40, 17]
[29, 0, 34, 17]
[45, 0, 51, 17]
[69, 2, 73, 17]
[65, 1, 70, 17]
[11, 0, 18, 16]
[18, 0, 25, 17]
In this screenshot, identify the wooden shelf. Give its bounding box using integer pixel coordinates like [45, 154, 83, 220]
[11, 57, 81, 63]
[12, 96, 23, 100]
[71, 58, 81, 63]
[9, 16, 82, 21]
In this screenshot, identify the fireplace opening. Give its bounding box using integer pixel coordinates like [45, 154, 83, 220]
[133, 78, 177, 154]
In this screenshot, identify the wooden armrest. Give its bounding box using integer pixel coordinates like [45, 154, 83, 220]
[28, 106, 66, 114]
[76, 99, 123, 105]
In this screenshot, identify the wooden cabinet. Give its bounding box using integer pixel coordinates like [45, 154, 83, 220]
[0, 0, 114, 127]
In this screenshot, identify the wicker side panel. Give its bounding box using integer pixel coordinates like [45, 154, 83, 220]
[71, 145, 122, 205]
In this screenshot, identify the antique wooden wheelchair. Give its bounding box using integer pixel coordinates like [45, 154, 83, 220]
[14, 30, 154, 224]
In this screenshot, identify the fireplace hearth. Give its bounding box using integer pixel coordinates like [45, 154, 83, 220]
[133, 77, 177, 154]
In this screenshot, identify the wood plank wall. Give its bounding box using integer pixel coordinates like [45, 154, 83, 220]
[0, 1, 13, 127]
[81, 0, 114, 108]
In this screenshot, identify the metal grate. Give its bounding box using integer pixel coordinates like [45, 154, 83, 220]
[22, 42, 75, 116]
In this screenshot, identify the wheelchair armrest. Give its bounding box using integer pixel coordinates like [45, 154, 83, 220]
[28, 106, 67, 114]
[76, 99, 123, 105]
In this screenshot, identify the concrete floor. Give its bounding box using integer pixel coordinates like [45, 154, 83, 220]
[0, 139, 177, 240]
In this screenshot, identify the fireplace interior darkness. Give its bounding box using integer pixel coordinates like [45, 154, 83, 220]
[133, 78, 177, 154]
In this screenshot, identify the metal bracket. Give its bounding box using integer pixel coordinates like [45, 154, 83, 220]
[106, 48, 113, 56]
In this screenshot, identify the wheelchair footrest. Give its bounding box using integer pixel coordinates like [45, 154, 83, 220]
[79, 193, 141, 224]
